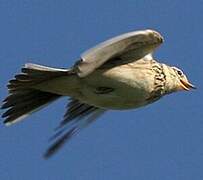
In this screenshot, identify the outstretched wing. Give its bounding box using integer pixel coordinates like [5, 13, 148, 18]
[44, 98, 105, 158]
[75, 29, 163, 77]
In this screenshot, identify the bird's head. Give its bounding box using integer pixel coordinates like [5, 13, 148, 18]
[164, 65, 196, 93]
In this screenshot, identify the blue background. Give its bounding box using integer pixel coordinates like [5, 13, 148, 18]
[0, 1, 203, 180]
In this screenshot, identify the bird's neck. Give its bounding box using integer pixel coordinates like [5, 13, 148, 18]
[147, 62, 166, 102]
[162, 64, 179, 94]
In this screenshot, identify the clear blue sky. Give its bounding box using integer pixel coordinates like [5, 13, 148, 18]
[0, 1, 203, 180]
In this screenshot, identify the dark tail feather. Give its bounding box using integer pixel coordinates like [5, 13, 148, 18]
[1, 63, 68, 125]
[1, 90, 60, 126]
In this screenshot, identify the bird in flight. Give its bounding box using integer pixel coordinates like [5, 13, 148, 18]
[1, 29, 195, 158]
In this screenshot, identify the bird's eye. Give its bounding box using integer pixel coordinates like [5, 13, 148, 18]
[177, 70, 183, 76]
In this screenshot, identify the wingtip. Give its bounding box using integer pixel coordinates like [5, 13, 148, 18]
[144, 29, 164, 43]
[43, 151, 52, 159]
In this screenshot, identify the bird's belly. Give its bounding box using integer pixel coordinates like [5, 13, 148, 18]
[78, 64, 155, 109]
[79, 86, 149, 109]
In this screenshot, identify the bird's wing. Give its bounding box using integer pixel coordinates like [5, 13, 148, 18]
[75, 29, 163, 77]
[44, 98, 105, 158]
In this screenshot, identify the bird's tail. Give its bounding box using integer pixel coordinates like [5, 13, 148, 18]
[1, 63, 70, 126]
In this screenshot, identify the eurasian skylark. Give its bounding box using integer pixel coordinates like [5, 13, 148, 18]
[1, 29, 195, 158]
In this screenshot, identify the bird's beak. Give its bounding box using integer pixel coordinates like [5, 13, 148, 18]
[180, 79, 196, 91]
